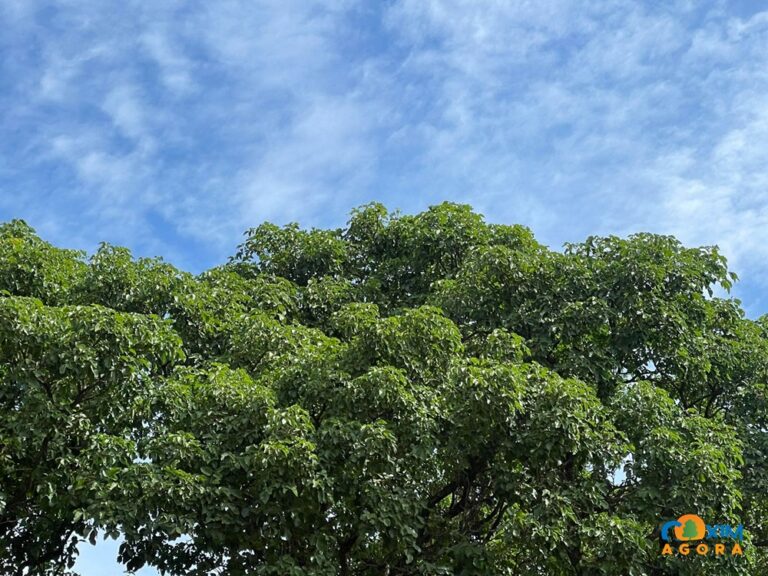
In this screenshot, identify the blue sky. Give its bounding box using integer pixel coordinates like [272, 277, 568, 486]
[2, 0, 768, 573]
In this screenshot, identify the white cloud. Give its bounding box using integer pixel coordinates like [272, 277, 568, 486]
[140, 29, 195, 95]
[102, 84, 154, 148]
[379, 1, 768, 287]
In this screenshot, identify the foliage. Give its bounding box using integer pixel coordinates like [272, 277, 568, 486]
[0, 205, 765, 574]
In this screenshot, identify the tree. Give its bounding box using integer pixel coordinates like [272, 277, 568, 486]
[0, 205, 765, 575]
[682, 520, 699, 540]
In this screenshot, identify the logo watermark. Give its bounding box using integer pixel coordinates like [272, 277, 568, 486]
[660, 513, 744, 557]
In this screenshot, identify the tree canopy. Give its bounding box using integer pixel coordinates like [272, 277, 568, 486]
[0, 204, 766, 575]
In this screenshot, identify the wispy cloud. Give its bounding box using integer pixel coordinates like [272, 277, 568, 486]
[374, 2, 768, 309]
[0, 1, 384, 267]
[2, 0, 768, 309]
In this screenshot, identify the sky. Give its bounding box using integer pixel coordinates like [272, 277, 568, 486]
[1, 0, 768, 573]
